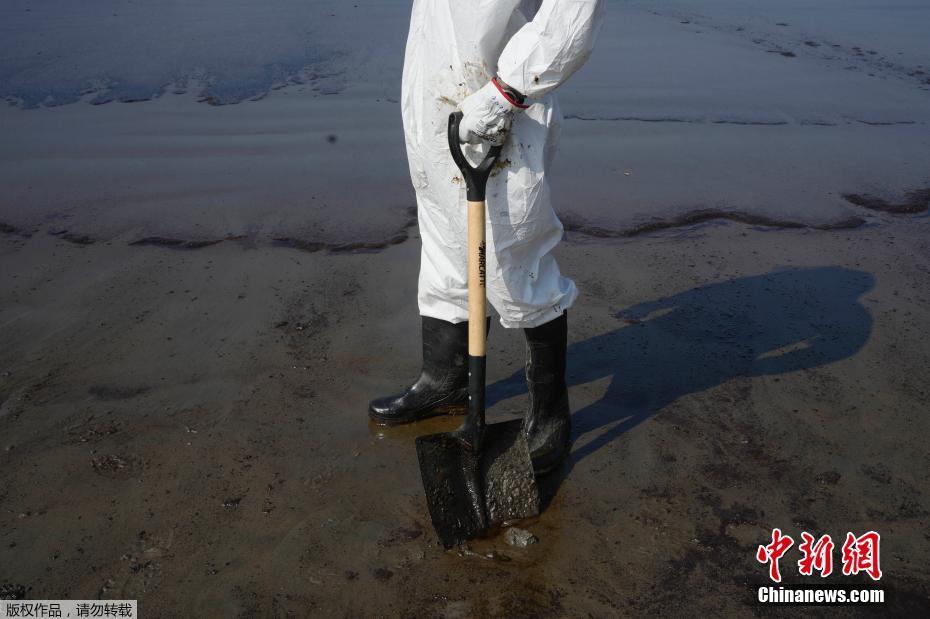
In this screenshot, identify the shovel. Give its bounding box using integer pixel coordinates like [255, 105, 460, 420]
[415, 112, 540, 549]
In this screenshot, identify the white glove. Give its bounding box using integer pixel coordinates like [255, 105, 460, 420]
[458, 78, 528, 146]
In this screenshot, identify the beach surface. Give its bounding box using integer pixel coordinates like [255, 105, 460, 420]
[2, 0, 930, 615]
[3, 215, 930, 615]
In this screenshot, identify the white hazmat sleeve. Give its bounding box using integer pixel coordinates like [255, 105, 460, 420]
[497, 0, 606, 99]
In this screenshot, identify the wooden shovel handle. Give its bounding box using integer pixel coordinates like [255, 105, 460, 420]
[467, 200, 487, 357]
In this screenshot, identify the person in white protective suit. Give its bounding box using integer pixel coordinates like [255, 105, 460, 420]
[369, 0, 606, 473]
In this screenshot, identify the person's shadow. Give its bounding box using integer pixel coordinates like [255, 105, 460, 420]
[486, 266, 874, 496]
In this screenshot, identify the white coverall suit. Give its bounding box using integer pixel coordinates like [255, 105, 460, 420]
[402, 0, 606, 328]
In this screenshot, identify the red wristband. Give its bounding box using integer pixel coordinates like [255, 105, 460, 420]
[492, 77, 529, 109]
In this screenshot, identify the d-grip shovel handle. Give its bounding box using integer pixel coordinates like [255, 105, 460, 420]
[447, 112, 502, 452]
[447, 112, 503, 202]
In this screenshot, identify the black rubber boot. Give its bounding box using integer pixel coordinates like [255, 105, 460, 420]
[368, 316, 488, 426]
[523, 311, 570, 474]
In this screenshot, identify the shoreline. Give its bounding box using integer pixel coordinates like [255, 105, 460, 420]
[2, 185, 927, 255]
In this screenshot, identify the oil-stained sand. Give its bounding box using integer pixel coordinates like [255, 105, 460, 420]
[2, 211, 929, 615]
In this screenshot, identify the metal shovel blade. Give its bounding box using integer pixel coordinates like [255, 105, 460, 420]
[416, 419, 540, 549]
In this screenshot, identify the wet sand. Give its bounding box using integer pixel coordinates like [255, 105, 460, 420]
[2, 210, 930, 615]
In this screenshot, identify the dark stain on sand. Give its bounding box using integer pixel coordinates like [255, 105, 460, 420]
[0, 222, 32, 238]
[842, 187, 930, 214]
[60, 233, 96, 245]
[88, 384, 152, 400]
[273, 232, 409, 254]
[378, 523, 424, 547]
[120, 207, 420, 255]
[130, 237, 224, 249]
[273, 206, 417, 254]
[0, 583, 27, 600]
[91, 453, 144, 479]
[561, 208, 866, 239]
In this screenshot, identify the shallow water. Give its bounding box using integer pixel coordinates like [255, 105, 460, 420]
[1, 0, 928, 242]
[0, 0, 408, 107]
